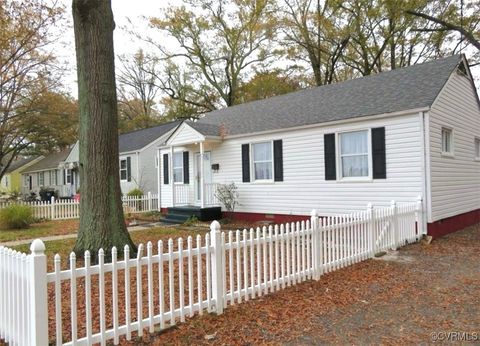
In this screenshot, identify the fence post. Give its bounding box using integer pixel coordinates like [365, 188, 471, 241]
[310, 209, 321, 280]
[210, 220, 224, 314]
[416, 195, 424, 239]
[148, 191, 152, 211]
[367, 203, 375, 257]
[390, 200, 398, 250]
[29, 239, 48, 345]
[50, 196, 55, 220]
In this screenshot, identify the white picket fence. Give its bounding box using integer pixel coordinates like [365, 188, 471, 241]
[0, 197, 424, 345]
[0, 193, 159, 220]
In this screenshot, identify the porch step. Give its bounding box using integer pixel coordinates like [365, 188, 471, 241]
[161, 206, 222, 224]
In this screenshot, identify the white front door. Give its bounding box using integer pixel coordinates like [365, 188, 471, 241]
[195, 152, 212, 203]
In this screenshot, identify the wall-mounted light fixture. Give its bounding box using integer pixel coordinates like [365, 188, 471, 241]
[211, 163, 220, 173]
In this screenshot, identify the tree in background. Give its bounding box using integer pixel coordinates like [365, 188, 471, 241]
[117, 49, 164, 132]
[280, 0, 351, 86]
[340, 0, 450, 76]
[236, 70, 303, 103]
[72, 0, 136, 259]
[147, 0, 278, 111]
[407, 0, 480, 63]
[0, 0, 65, 181]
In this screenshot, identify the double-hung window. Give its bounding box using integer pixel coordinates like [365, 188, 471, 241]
[50, 170, 57, 185]
[339, 130, 369, 178]
[441, 127, 453, 155]
[173, 152, 184, 183]
[252, 142, 273, 181]
[66, 169, 72, 184]
[38, 172, 45, 186]
[120, 159, 128, 181]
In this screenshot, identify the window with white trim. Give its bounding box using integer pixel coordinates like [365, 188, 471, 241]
[50, 170, 57, 185]
[24, 175, 29, 187]
[339, 130, 369, 178]
[38, 172, 44, 186]
[66, 169, 72, 184]
[475, 137, 480, 160]
[441, 127, 453, 155]
[252, 142, 273, 181]
[173, 152, 184, 183]
[119, 159, 127, 181]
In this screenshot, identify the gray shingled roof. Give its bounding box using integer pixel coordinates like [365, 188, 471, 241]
[119, 121, 181, 153]
[21, 148, 72, 173]
[5, 156, 42, 173]
[189, 55, 464, 136]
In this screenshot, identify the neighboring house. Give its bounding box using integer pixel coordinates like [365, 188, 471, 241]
[0, 156, 43, 194]
[117, 121, 181, 194]
[59, 121, 181, 195]
[157, 54, 480, 237]
[20, 148, 74, 198]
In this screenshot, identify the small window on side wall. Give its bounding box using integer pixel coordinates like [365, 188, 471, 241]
[475, 137, 480, 160]
[441, 127, 453, 156]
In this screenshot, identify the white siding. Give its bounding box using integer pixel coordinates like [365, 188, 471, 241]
[159, 146, 195, 208]
[169, 124, 204, 146]
[160, 114, 424, 215]
[428, 70, 480, 222]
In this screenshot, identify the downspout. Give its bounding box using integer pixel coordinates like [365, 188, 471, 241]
[136, 151, 140, 190]
[420, 111, 431, 234]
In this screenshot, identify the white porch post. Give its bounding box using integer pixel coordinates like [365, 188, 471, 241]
[170, 146, 175, 207]
[200, 142, 205, 208]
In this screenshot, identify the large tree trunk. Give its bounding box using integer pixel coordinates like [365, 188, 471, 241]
[72, 0, 136, 259]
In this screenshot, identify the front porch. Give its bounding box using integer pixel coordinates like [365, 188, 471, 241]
[160, 121, 223, 209]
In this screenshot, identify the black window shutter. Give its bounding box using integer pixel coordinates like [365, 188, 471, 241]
[273, 140, 283, 182]
[372, 127, 386, 179]
[126, 157, 132, 182]
[183, 151, 189, 184]
[241, 144, 250, 182]
[163, 153, 169, 184]
[324, 133, 336, 180]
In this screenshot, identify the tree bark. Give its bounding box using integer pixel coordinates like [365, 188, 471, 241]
[72, 0, 136, 260]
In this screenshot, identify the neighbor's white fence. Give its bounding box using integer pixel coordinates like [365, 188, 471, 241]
[0, 197, 424, 346]
[0, 193, 160, 220]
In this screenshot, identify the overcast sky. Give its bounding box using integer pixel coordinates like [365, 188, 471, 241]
[57, 0, 479, 97]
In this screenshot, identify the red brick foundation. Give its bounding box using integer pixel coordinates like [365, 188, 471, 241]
[223, 211, 310, 224]
[427, 208, 480, 238]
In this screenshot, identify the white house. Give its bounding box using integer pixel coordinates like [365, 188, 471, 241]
[116, 121, 180, 194]
[51, 121, 181, 196]
[20, 147, 75, 198]
[156, 54, 480, 237]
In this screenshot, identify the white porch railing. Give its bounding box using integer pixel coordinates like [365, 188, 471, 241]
[0, 198, 424, 346]
[173, 183, 220, 207]
[173, 185, 193, 206]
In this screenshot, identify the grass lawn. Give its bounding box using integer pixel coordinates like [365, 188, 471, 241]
[0, 219, 79, 243]
[12, 225, 210, 271]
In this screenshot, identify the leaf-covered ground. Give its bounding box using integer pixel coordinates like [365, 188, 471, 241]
[126, 223, 480, 345]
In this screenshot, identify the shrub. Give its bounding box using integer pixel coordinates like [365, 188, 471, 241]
[127, 188, 144, 198]
[0, 204, 34, 229]
[214, 182, 239, 212]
